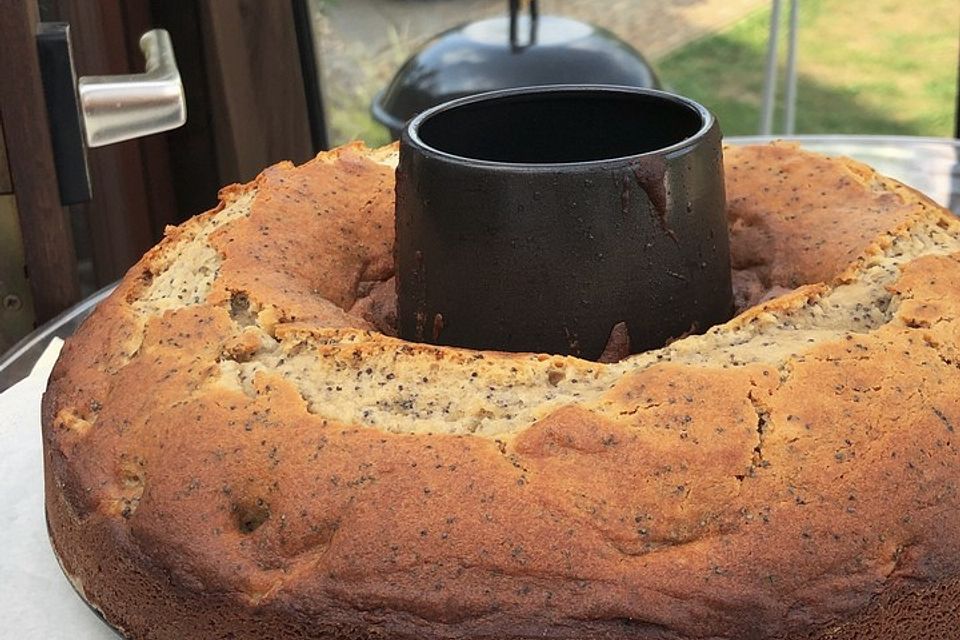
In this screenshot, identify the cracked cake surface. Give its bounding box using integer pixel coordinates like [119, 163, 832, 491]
[43, 141, 960, 639]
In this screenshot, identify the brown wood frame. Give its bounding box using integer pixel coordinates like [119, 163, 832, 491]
[0, 0, 81, 322]
[45, 0, 319, 284]
[1, 0, 319, 337]
[198, 0, 315, 184]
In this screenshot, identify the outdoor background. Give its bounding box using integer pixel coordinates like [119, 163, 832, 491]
[310, 0, 959, 147]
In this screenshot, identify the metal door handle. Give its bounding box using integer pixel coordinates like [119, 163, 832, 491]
[78, 29, 186, 148]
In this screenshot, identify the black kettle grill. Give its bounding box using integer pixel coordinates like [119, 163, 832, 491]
[372, 0, 662, 139]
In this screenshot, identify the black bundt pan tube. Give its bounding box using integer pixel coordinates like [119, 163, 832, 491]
[395, 85, 733, 360]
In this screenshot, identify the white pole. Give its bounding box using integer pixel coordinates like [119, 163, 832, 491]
[784, 0, 800, 134]
[760, 0, 783, 135]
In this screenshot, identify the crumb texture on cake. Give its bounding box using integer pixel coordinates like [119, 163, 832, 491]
[43, 141, 960, 640]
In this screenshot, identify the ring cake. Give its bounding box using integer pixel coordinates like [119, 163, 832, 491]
[43, 142, 960, 639]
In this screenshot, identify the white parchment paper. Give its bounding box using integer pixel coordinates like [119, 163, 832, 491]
[1, 339, 118, 638]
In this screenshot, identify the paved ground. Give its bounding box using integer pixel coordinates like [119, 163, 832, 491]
[320, 0, 765, 58]
[312, 0, 767, 143]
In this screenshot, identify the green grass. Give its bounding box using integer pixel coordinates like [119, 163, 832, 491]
[321, 0, 959, 144]
[319, 18, 414, 148]
[657, 0, 958, 136]
[327, 85, 394, 148]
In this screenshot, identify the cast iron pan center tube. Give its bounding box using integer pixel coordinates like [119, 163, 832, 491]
[395, 85, 733, 361]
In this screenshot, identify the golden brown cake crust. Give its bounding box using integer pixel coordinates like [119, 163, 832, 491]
[43, 142, 960, 639]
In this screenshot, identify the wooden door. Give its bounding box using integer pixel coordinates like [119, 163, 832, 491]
[0, 0, 322, 354]
[0, 1, 80, 351]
